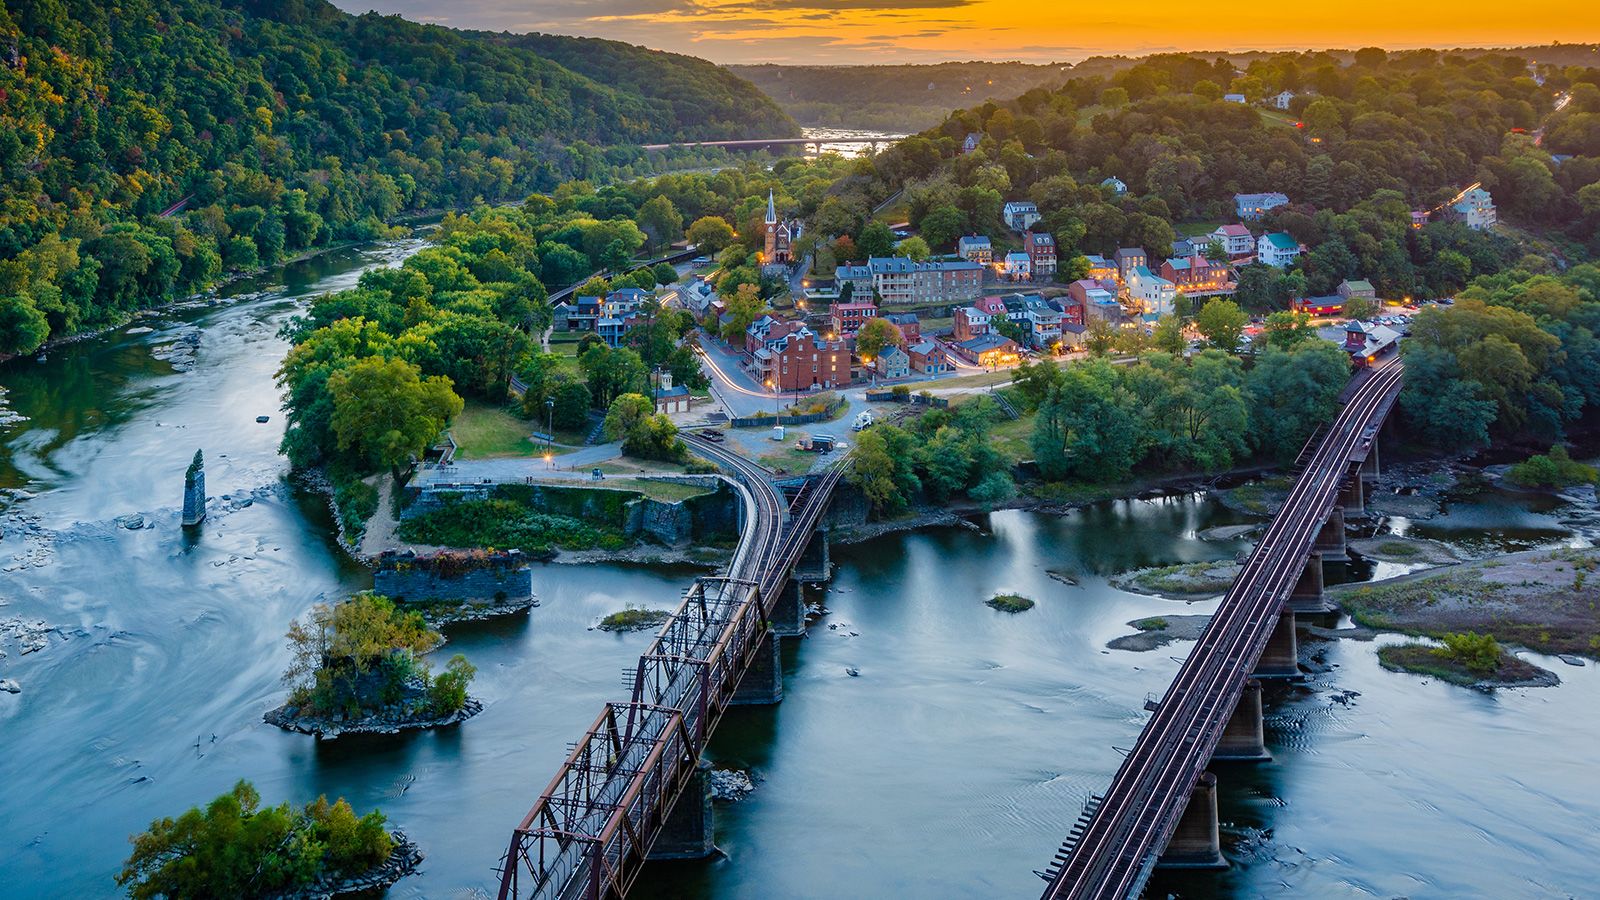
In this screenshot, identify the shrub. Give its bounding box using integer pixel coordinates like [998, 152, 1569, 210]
[1436, 631, 1502, 674]
[428, 654, 477, 714]
[985, 593, 1035, 613]
[118, 780, 393, 899]
[1507, 446, 1598, 488]
[283, 594, 441, 716]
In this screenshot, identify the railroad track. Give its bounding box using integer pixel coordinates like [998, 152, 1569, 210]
[1043, 360, 1404, 899]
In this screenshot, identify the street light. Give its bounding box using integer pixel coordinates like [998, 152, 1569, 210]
[544, 397, 554, 452]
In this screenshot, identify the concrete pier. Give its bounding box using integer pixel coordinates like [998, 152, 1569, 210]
[1253, 608, 1300, 679]
[730, 630, 782, 705]
[1360, 442, 1380, 484]
[1156, 772, 1226, 869]
[771, 581, 806, 637]
[1212, 679, 1270, 762]
[1287, 552, 1330, 614]
[1339, 469, 1365, 517]
[793, 528, 831, 583]
[648, 760, 714, 860]
[1313, 507, 1347, 562]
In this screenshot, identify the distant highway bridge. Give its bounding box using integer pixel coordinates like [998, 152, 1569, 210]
[640, 135, 904, 155]
[497, 434, 848, 900]
[1038, 360, 1404, 898]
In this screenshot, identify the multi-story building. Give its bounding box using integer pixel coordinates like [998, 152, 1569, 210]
[1160, 254, 1227, 293]
[1210, 224, 1255, 257]
[1114, 247, 1147, 283]
[953, 305, 993, 342]
[829, 301, 879, 336]
[1024, 231, 1057, 278]
[873, 345, 911, 380]
[1126, 266, 1177, 320]
[744, 315, 808, 357]
[907, 339, 950, 374]
[1234, 192, 1289, 220]
[1002, 201, 1041, 231]
[750, 325, 852, 392]
[1002, 251, 1032, 280]
[1023, 296, 1064, 350]
[953, 333, 1020, 367]
[957, 235, 993, 264]
[1338, 279, 1377, 301]
[883, 312, 921, 343]
[1449, 186, 1497, 230]
[1083, 254, 1118, 281]
[834, 257, 984, 306]
[1257, 232, 1302, 267]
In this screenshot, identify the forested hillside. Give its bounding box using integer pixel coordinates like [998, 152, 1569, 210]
[0, 0, 796, 355]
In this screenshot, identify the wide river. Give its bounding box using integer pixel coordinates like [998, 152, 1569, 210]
[3, 239, 1599, 899]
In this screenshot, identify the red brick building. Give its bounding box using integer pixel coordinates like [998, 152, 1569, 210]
[883, 312, 921, 343]
[1023, 232, 1058, 278]
[752, 327, 852, 392]
[829, 301, 879, 336]
[953, 306, 993, 342]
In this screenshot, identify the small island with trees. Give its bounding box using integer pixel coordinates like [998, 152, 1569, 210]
[265, 594, 480, 738]
[118, 780, 422, 899]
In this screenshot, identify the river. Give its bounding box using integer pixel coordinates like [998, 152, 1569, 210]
[2, 238, 1599, 899]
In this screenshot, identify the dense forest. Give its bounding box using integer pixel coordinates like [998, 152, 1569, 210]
[0, 0, 797, 355]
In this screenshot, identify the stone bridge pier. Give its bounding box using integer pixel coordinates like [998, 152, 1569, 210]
[1313, 507, 1347, 562]
[1156, 772, 1226, 870]
[1212, 678, 1269, 762]
[1288, 552, 1331, 614]
[1253, 607, 1301, 679]
[648, 760, 714, 860]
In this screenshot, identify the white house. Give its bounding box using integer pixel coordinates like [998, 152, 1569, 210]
[1257, 232, 1301, 267]
[1101, 176, 1128, 195]
[1235, 192, 1289, 220]
[1210, 223, 1255, 256]
[1002, 251, 1032, 280]
[957, 234, 992, 264]
[1126, 265, 1177, 319]
[1450, 187, 1498, 231]
[1271, 90, 1295, 110]
[1002, 201, 1041, 231]
[1223, 93, 1247, 103]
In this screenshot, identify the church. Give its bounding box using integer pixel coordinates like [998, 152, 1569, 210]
[763, 190, 802, 269]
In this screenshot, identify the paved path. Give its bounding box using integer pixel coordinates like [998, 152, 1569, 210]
[412, 443, 624, 487]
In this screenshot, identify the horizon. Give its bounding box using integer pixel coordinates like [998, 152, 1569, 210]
[330, 0, 1600, 66]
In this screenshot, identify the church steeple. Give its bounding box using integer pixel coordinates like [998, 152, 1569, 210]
[765, 189, 777, 225]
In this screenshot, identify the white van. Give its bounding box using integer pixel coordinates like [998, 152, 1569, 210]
[852, 411, 875, 432]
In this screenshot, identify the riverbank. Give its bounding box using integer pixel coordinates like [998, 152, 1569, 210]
[1376, 643, 1560, 689]
[1331, 547, 1600, 658]
[265, 697, 484, 739]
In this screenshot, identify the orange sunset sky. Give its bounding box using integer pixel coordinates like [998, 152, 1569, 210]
[333, 0, 1600, 66]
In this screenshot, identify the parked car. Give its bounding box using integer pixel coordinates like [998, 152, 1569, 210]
[852, 411, 874, 432]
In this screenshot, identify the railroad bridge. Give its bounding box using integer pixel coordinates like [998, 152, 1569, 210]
[496, 433, 848, 900]
[1039, 360, 1404, 899]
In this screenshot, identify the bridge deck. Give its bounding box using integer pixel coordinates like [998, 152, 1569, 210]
[1040, 360, 1404, 899]
[498, 437, 845, 900]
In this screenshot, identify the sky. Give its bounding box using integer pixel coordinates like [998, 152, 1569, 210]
[330, 0, 1600, 66]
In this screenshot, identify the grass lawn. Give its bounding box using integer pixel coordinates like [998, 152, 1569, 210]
[452, 401, 540, 459]
[931, 370, 1017, 391]
[987, 410, 1036, 464]
[1174, 221, 1223, 238]
[604, 478, 715, 503]
[758, 446, 821, 475]
[1259, 108, 1300, 128]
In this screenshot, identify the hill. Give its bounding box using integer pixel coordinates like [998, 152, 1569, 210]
[0, 0, 796, 355]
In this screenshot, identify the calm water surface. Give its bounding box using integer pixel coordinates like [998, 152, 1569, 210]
[2, 242, 1598, 899]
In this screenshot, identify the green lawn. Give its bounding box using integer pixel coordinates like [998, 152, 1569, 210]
[452, 401, 539, 459]
[759, 446, 821, 475]
[605, 478, 715, 502]
[1174, 221, 1223, 238]
[986, 409, 1036, 464]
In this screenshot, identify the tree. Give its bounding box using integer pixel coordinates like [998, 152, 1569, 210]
[855, 316, 903, 361]
[1195, 299, 1248, 351]
[0, 296, 50, 354]
[1247, 342, 1353, 458]
[687, 216, 736, 255]
[720, 282, 766, 344]
[1261, 310, 1317, 350]
[1032, 363, 1142, 482]
[898, 235, 931, 261]
[327, 357, 462, 474]
[1342, 296, 1377, 321]
[635, 195, 683, 250]
[918, 204, 965, 249]
[603, 393, 684, 460]
[857, 221, 896, 259]
[1152, 314, 1186, 354]
[118, 780, 393, 900]
[578, 345, 649, 408]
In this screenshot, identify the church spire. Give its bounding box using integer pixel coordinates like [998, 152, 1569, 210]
[765, 189, 777, 225]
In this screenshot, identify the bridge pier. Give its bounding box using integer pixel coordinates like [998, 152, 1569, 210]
[731, 630, 783, 705]
[1287, 552, 1331, 614]
[648, 760, 715, 860]
[1313, 506, 1347, 562]
[793, 527, 831, 583]
[1213, 679, 1270, 762]
[1360, 442, 1380, 484]
[1156, 772, 1227, 870]
[1339, 469, 1366, 518]
[771, 581, 806, 637]
[1253, 607, 1301, 679]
